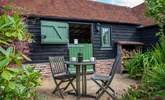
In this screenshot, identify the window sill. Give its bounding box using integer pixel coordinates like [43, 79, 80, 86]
[100, 47, 112, 50]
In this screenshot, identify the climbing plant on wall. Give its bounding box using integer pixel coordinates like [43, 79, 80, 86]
[145, 0, 165, 38]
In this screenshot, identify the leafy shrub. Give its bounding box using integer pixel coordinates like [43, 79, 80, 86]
[122, 64, 165, 100]
[122, 0, 165, 99]
[122, 38, 165, 99]
[122, 87, 141, 100]
[0, 13, 32, 45]
[126, 52, 148, 79]
[0, 2, 42, 100]
[126, 37, 165, 80]
[126, 51, 159, 80]
[0, 44, 41, 100]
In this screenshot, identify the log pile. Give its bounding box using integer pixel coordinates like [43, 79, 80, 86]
[121, 47, 141, 59]
[121, 47, 142, 69]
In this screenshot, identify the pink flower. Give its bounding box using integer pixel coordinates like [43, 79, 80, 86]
[6, 9, 13, 16]
[154, 96, 163, 100]
[0, 0, 9, 6]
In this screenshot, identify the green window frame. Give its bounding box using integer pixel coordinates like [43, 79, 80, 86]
[101, 26, 111, 48]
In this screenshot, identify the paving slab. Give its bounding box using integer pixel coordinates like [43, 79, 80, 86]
[37, 74, 137, 100]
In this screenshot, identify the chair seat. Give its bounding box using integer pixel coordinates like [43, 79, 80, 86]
[49, 56, 76, 98]
[54, 73, 76, 80]
[91, 73, 112, 81]
[91, 55, 120, 100]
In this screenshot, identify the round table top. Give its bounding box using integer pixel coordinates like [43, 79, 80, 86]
[64, 61, 96, 65]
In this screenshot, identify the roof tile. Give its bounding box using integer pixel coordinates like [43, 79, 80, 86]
[11, 0, 154, 26]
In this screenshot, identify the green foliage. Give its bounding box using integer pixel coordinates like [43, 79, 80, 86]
[0, 46, 41, 100]
[0, 66, 41, 99]
[126, 52, 150, 79]
[145, 0, 165, 38]
[0, 47, 22, 68]
[121, 88, 140, 100]
[122, 65, 165, 100]
[122, 39, 165, 99]
[145, 0, 165, 24]
[122, 1, 165, 99]
[0, 5, 41, 100]
[145, 64, 165, 91]
[0, 14, 31, 45]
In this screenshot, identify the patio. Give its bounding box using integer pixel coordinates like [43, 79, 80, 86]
[37, 74, 137, 100]
[0, 0, 164, 99]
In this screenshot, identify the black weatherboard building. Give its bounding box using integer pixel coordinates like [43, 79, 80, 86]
[12, 0, 159, 64]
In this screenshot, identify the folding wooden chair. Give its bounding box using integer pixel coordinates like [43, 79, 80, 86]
[91, 55, 120, 100]
[49, 56, 76, 98]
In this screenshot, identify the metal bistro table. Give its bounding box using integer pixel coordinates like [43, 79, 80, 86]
[64, 61, 96, 99]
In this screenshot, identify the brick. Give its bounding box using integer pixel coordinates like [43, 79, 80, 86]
[25, 59, 114, 79]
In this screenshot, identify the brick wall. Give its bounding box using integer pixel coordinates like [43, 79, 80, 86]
[95, 59, 114, 75]
[25, 59, 114, 79]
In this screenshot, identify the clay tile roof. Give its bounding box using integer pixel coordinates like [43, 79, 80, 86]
[132, 3, 155, 26]
[11, 0, 155, 26]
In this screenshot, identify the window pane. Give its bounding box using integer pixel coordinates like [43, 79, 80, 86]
[101, 27, 110, 47]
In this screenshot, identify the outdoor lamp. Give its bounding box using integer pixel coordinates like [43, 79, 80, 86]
[96, 23, 101, 32]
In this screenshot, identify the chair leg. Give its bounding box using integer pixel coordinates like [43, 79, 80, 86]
[63, 78, 74, 88]
[71, 81, 76, 93]
[96, 81, 109, 94]
[96, 88, 102, 94]
[59, 90, 64, 99]
[53, 80, 62, 94]
[93, 79, 116, 100]
[62, 78, 76, 93]
[96, 90, 104, 100]
[100, 87, 116, 100]
[107, 86, 115, 93]
[97, 87, 116, 100]
[63, 79, 73, 91]
[93, 80, 105, 100]
[101, 81, 115, 94]
[97, 88, 116, 100]
[53, 80, 65, 99]
[66, 78, 76, 93]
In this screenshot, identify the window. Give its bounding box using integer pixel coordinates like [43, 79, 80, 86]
[101, 26, 111, 48]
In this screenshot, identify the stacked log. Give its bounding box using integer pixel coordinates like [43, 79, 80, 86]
[121, 48, 141, 59]
[121, 47, 142, 69]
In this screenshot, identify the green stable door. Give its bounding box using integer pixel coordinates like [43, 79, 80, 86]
[40, 20, 93, 73]
[68, 44, 94, 73]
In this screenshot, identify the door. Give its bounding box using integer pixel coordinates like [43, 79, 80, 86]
[68, 44, 94, 73]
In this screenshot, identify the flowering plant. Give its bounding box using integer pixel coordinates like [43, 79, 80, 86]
[0, 0, 41, 99]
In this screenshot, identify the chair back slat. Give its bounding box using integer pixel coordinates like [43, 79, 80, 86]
[109, 54, 120, 80]
[49, 56, 67, 75]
